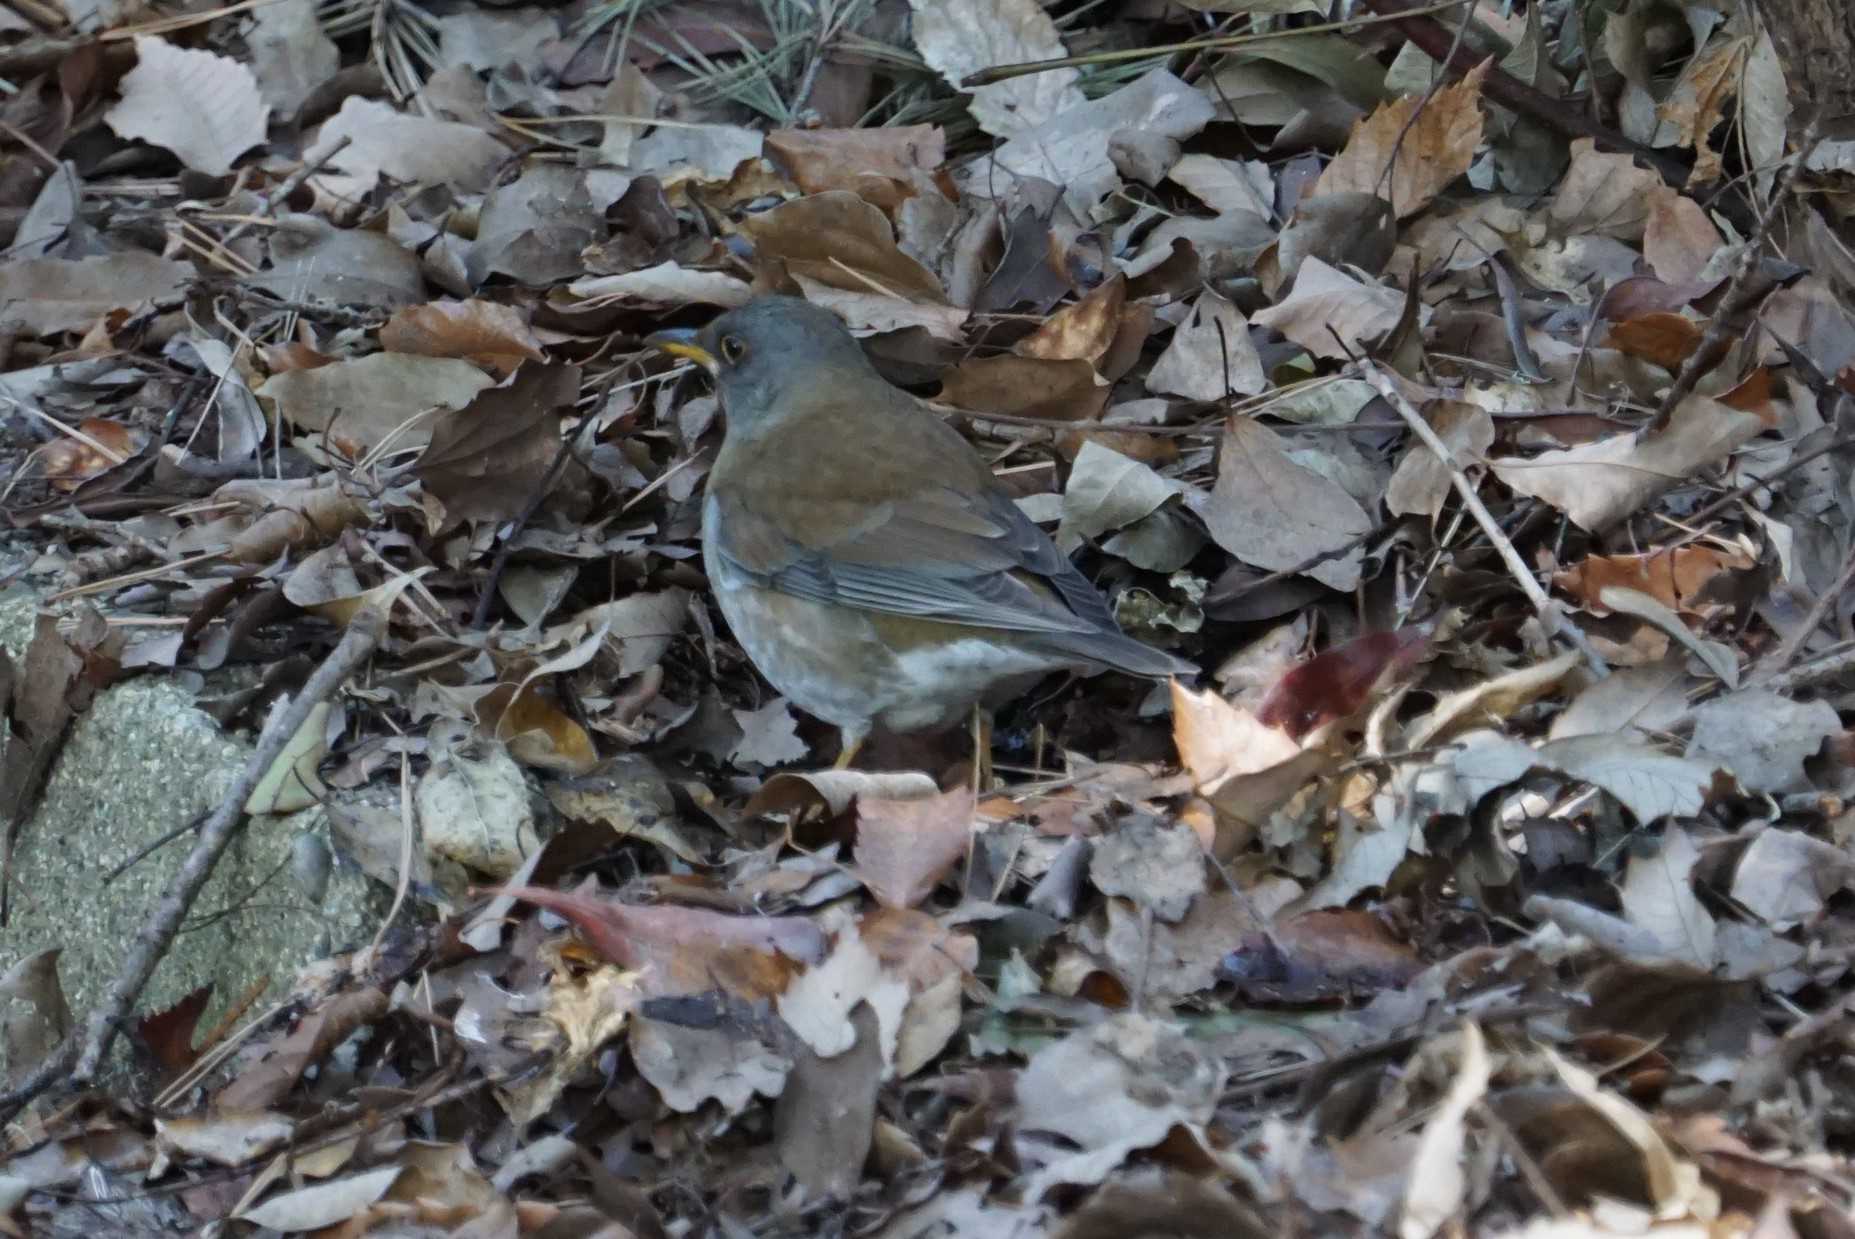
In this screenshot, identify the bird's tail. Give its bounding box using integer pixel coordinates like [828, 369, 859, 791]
[1037, 629, 1196, 680]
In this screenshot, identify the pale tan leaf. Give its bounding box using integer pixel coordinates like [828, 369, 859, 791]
[1618, 826, 1719, 963]
[1548, 138, 1663, 241]
[1313, 58, 1488, 219]
[1192, 415, 1372, 591]
[569, 261, 753, 309]
[1167, 153, 1274, 215]
[1490, 394, 1765, 531]
[0, 252, 191, 335]
[306, 96, 507, 198]
[1171, 680, 1302, 796]
[1250, 257, 1407, 360]
[1398, 1024, 1490, 1239]
[379, 299, 546, 375]
[854, 788, 975, 909]
[791, 276, 969, 341]
[106, 37, 268, 176]
[1146, 289, 1266, 399]
[906, 0, 1085, 139]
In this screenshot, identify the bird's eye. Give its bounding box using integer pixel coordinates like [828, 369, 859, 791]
[719, 334, 747, 363]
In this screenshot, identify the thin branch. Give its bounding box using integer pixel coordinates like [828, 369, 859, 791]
[1648, 120, 1822, 428]
[961, 0, 1472, 85]
[1359, 361, 1610, 679]
[0, 607, 386, 1120]
[1352, 0, 1688, 186]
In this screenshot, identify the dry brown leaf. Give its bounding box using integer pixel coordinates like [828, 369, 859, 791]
[255, 353, 494, 457]
[37, 418, 144, 491]
[1313, 58, 1489, 219]
[1605, 311, 1702, 369]
[487, 685, 600, 775]
[1654, 36, 1743, 185]
[1553, 544, 1754, 616]
[214, 475, 370, 562]
[106, 37, 268, 176]
[1016, 275, 1126, 364]
[742, 191, 947, 303]
[1548, 138, 1663, 241]
[416, 364, 577, 526]
[1490, 394, 1766, 531]
[1385, 401, 1493, 519]
[764, 125, 945, 210]
[906, 0, 1084, 139]
[854, 788, 975, 909]
[1192, 416, 1372, 591]
[1170, 679, 1302, 797]
[938, 354, 1110, 421]
[379, 299, 546, 376]
[1250, 257, 1407, 361]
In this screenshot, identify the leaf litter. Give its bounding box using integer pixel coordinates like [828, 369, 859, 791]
[3, 0, 1855, 1234]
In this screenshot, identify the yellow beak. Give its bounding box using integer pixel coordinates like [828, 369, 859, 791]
[645, 327, 717, 373]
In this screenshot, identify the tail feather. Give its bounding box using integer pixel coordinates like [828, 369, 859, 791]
[1037, 629, 1196, 680]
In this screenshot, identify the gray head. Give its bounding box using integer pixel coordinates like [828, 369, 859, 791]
[647, 296, 876, 427]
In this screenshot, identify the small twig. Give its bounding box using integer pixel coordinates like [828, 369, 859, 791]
[1649, 121, 1821, 428]
[0, 607, 386, 1120]
[1765, 540, 1855, 674]
[471, 431, 584, 629]
[1359, 361, 1610, 679]
[1677, 432, 1850, 530]
[961, 0, 1472, 85]
[220, 136, 353, 248]
[1353, 0, 1687, 185]
[1758, 642, 1855, 698]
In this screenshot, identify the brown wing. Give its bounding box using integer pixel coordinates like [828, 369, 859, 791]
[706, 399, 1191, 676]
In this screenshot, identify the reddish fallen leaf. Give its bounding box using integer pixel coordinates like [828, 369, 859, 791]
[1218, 909, 1422, 1001]
[1553, 545, 1754, 616]
[38, 417, 144, 491]
[379, 298, 548, 377]
[1256, 628, 1430, 740]
[498, 883, 824, 1000]
[137, 984, 214, 1074]
[1606, 311, 1703, 369]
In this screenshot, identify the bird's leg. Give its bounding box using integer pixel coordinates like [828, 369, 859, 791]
[833, 727, 866, 770]
[971, 705, 994, 791]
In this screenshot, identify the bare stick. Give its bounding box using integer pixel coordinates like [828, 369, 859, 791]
[1649, 121, 1821, 428]
[962, 0, 1472, 84]
[1766, 541, 1855, 674]
[1359, 362, 1610, 679]
[220, 136, 353, 248]
[0, 606, 386, 1119]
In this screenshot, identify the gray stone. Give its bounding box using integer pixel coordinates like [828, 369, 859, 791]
[0, 577, 392, 1078]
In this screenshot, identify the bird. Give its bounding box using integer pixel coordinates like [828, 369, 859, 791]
[648, 295, 1193, 767]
